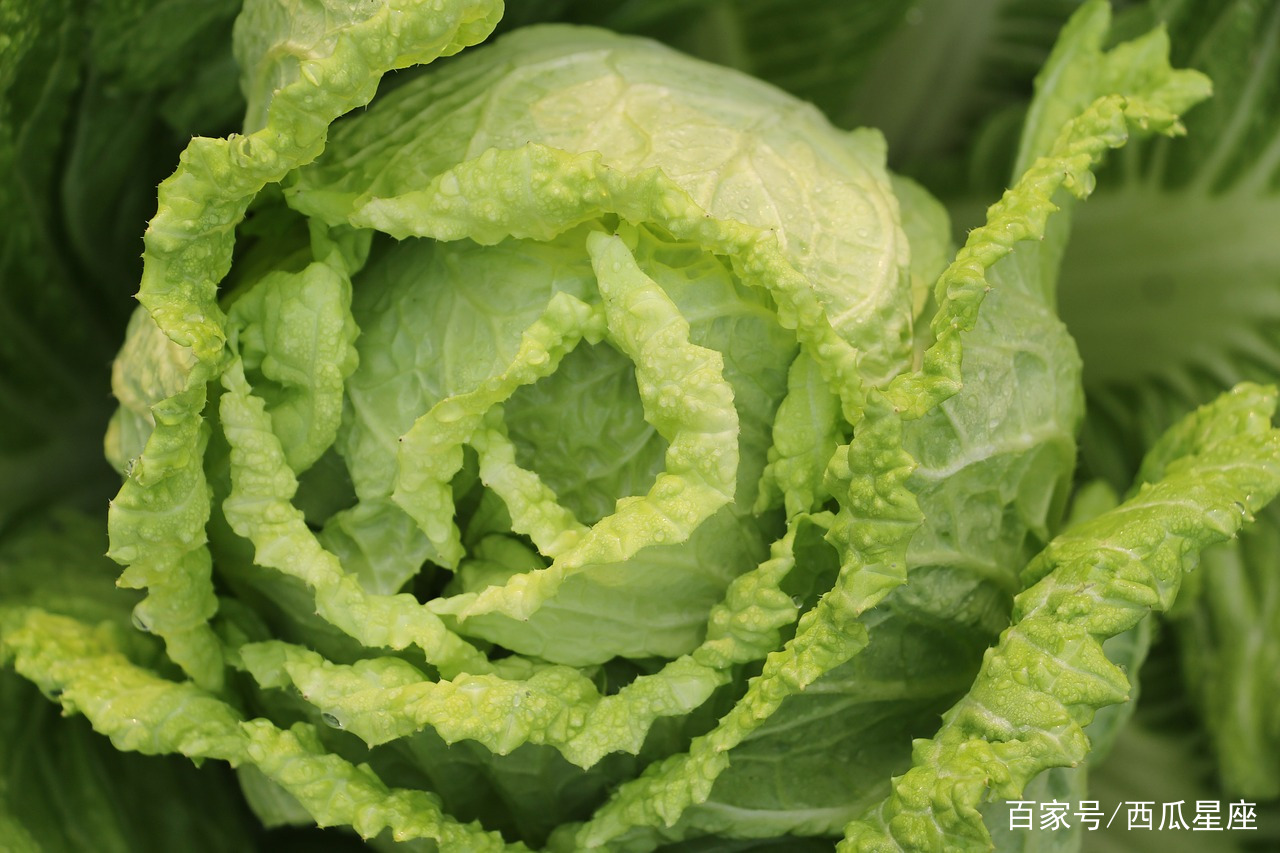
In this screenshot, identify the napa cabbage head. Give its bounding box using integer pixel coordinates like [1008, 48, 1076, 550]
[106, 20, 927, 671]
[4, 2, 1279, 852]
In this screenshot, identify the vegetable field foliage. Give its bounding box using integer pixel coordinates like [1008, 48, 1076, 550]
[2, 1, 1278, 851]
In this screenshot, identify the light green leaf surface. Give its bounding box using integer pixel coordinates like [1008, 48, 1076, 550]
[1055, 0, 1280, 800]
[0, 608, 522, 852]
[227, 226, 362, 474]
[655, 2, 1195, 838]
[842, 385, 1280, 852]
[238, 512, 825, 771]
[289, 23, 907, 387]
[2, 2, 1261, 852]
[106, 0, 502, 689]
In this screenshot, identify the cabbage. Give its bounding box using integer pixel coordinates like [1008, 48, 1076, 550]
[2, 1, 1278, 850]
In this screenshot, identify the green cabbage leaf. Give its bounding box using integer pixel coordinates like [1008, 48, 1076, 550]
[3, 1, 1277, 851]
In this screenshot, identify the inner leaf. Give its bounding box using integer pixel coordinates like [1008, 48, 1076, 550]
[505, 341, 669, 526]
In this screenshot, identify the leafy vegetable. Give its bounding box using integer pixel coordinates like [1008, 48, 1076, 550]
[1055, 0, 1280, 811]
[2, 1, 1277, 851]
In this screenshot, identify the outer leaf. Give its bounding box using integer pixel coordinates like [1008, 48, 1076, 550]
[0, 0, 123, 532]
[672, 2, 1213, 842]
[0, 608, 521, 852]
[1175, 502, 1280, 798]
[107, 0, 502, 687]
[108, 389, 223, 689]
[288, 23, 901, 398]
[1054, 1, 1280, 797]
[885, 1, 1210, 420]
[558, 391, 921, 851]
[0, 670, 261, 853]
[238, 513, 826, 770]
[1059, 0, 1280, 430]
[840, 384, 1280, 852]
[105, 308, 201, 474]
